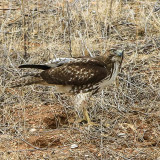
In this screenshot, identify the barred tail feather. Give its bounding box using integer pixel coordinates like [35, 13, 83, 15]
[10, 75, 44, 88]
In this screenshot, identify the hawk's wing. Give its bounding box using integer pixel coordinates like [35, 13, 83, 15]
[40, 58, 112, 85]
[46, 58, 77, 67]
[18, 58, 77, 70]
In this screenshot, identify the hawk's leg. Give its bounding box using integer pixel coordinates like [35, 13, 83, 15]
[82, 103, 91, 123]
[80, 99, 98, 126]
[75, 93, 98, 126]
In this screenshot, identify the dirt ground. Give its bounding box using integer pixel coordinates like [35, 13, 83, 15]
[0, 0, 160, 159]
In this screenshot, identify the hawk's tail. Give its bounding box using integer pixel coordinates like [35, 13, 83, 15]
[10, 74, 44, 88]
[19, 64, 50, 70]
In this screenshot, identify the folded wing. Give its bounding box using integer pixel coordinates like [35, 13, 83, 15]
[40, 58, 111, 86]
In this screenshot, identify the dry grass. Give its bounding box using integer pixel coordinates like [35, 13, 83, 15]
[0, 0, 160, 159]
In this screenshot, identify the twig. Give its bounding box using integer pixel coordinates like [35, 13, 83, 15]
[78, 31, 93, 57]
[111, 24, 124, 41]
[66, 1, 72, 57]
[0, 8, 19, 10]
[0, 148, 49, 155]
[21, 0, 28, 59]
[106, 0, 113, 38]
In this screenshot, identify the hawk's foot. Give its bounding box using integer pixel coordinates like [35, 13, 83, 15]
[75, 118, 99, 126]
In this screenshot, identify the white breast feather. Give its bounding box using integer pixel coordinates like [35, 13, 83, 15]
[55, 85, 72, 93]
[99, 62, 120, 89]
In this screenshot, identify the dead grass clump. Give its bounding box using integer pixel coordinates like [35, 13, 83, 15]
[0, 0, 160, 159]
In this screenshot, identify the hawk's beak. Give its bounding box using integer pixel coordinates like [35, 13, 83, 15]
[115, 50, 124, 57]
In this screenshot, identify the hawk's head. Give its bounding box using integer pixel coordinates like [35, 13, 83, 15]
[104, 49, 124, 66]
[110, 50, 123, 63]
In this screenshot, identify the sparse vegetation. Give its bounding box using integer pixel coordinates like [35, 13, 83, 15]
[0, 0, 160, 159]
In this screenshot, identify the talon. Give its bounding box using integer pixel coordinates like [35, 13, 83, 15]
[87, 121, 99, 126]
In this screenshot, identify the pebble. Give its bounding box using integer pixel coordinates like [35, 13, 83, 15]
[71, 144, 78, 149]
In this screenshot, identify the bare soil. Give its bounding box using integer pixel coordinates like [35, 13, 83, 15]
[0, 0, 160, 159]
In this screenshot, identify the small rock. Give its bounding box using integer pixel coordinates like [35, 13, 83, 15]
[71, 144, 78, 149]
[29, 128, 37, 133]
[84, 155, 89, 157]
[92, 10, 96, 14]
[118, 133, 126, 137]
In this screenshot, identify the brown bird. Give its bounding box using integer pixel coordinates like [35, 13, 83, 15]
[11, 50, 123, 125]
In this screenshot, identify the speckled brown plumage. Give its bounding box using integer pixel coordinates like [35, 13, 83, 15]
[11, 50, 123, 95]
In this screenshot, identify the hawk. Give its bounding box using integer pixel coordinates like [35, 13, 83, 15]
[11, 50, 123, 125]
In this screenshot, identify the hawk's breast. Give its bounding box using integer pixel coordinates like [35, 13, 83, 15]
[99, 61, 120, 90]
